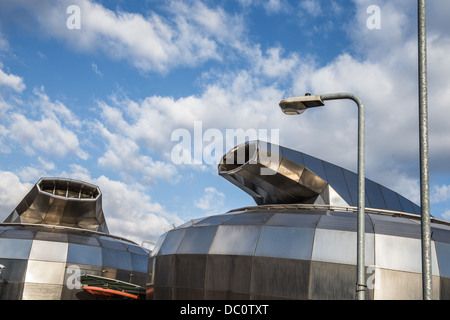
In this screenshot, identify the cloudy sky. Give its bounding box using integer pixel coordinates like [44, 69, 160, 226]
[0, 0, 449, 245]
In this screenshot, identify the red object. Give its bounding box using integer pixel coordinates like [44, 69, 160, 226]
[82, 286, 140, 300]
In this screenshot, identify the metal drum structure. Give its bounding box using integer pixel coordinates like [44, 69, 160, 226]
[148, 141, 450, 300]
[0, 178, 148, 300]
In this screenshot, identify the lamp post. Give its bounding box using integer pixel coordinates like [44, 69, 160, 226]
[418, 0, 432, 300]
[279, 92, 366, 300]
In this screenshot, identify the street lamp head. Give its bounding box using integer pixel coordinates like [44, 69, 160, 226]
[279, 94, 324, 115]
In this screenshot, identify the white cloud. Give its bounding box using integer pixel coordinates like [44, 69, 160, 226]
[0, 65, 25, 92]
[96, 121, 180, 185]
[91, 62, 102, 77]
[299, 0, 322, 17]
[431, 185, 450, 204]
[0, 86, 87, 159]
[9, 113, 87, 159]
[263, 0, 291, 14]
[195, 187, 225, 213]
[0, 30, 8, 51]
[92, 175, 182, 244]
[31, 86, 82, 127]
[0, 171, 33, 219]
[1, 0, 246, 73]
[442, 209, 450, 221]
[254, 47, 300, 78]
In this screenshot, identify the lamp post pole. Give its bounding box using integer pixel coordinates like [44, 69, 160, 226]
[279, 92, 366, 299]
[320, 93, 366, 300]
[418, 0, 433, 300]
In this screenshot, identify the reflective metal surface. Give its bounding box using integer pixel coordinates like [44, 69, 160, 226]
[219, 141, 421, 214]
[4, 178, 108, 233]
[0, 178, 149, 300]
[150, 205, 450, 300]
[149, 142, 450, 300]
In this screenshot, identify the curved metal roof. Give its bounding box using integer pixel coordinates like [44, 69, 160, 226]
[219, 141, 420, 215]
[3, 177, 108, 233]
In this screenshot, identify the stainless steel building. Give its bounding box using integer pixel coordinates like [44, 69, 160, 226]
[148, 141, 450, 300]
[0, 178, 148, 300]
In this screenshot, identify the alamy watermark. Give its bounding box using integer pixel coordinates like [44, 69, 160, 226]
[170, 121, 280, 175]
[367, 5, 381, 30]
[66, 5, 81, 30]
[66, 264, 82, 289]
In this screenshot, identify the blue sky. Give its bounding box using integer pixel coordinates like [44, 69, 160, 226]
[0, 0, 450, 245]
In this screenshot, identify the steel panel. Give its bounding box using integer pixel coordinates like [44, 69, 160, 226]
[280, 147, 304, 165]
[0, 238, 32, 259]
[342, 169, 371, 207]
[225, 212, 273, 226]
[266, 212, 321, 228]
[154, 255, 175, 287]
[380, 187, 403, 212]
[441, 277, 450, 300]
[98, 236, 127, 251]
[29, 240, 68, 262]
[311, 228, 374, 266]
[431, 224, 450, 244]
[130, 252, 149, 273]
[251, 257, 310, 299]
[374, 234, 439, 275]
[206, 290, 250, 300]
[322, 162, 352, 206]
[301, 153, 327, 178]
[153, 287, 173, 300]
[435, 242, 450, 278]
[369, 214, 421, 239]
[25, 260, 65, 284]
[205, 255, 252, 293]
[176, 226, 217, 254]
[209, 225, 260, 255]
[67, 243, 102, 266]
[101, 248, 131, 270]
[372, 269, 440, 300]
[34, 231, 68, 242]
[157, 229, 186, 256]
[22, 283, 63, 300]
[0, 282, 24, 300]
[365, 179, 387, 210]
[309, 261, 360, 300]
[128, 244, 148, 255]
[151, 232, 167, 257]
[0, 226, 11, 237]
[173, 287, 204, 300]
[254, 226, 314, 260]
[177, 217, 205, 229]
[174, 255, 207, 289]
[317, 211, 373, 233]
[67, 233, 100, 246]
[397, 194, 416, 214]
[0, 228, 35, 239]
[342, 168, 357, 206]
[0, 259, 28, 282]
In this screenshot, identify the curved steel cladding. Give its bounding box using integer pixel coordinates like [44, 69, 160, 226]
[218, 141, 329, 205]
[218, 141, 421, 214]
[4, 178, 108, 233]
[149, 205, 450, 300]
[0, 178, 149, 300]
[147, 141, 450, 300]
